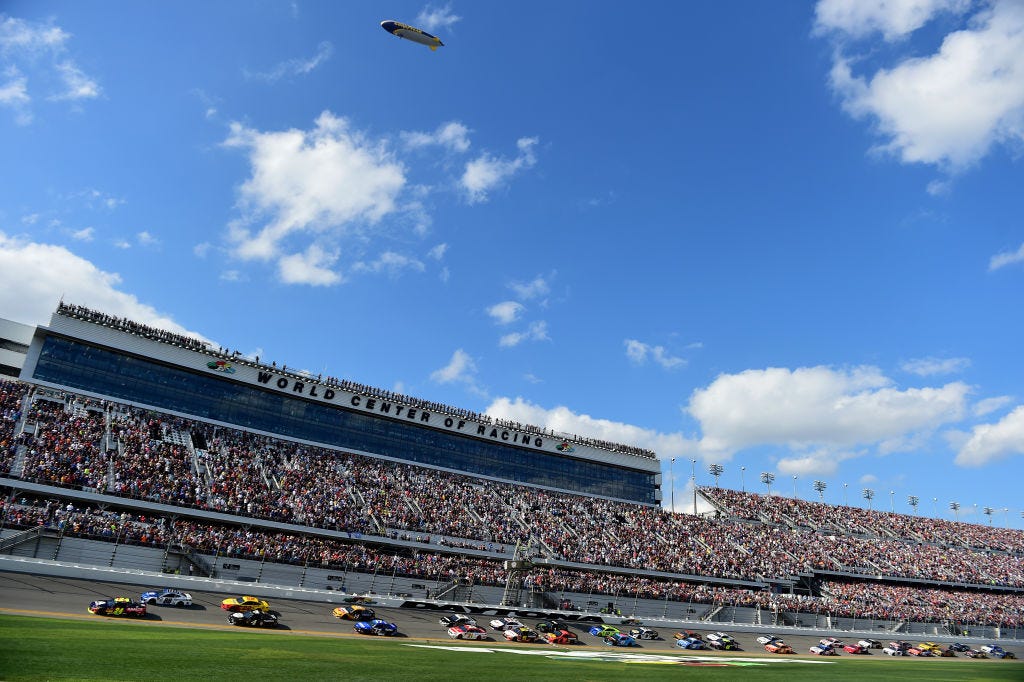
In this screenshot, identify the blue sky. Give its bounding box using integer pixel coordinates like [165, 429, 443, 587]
[1, 1, 1022, 527]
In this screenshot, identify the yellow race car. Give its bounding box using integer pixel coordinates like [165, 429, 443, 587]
[918, 642, 943, 654]
[221, 595, 270, 612]
[332, 605, 376, 621]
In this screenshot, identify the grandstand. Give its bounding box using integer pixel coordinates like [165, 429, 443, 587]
[1, 305, 1023, 641]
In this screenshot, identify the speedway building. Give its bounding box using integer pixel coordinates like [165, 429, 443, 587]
[14, 303, 662, 505]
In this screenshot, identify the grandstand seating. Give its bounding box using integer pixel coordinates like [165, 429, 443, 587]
[1, 377, 1022, 630]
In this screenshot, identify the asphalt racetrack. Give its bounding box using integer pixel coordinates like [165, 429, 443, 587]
[0, 571, 1019, 666]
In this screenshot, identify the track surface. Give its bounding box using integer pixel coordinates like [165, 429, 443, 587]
[0, 571, 1019, 665]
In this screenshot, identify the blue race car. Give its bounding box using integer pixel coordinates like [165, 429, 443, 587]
[676, 637, 705, 650]
[604, 633, 637, 647]
[981, 645, 1017, 659]
[354, 618, 398, 636]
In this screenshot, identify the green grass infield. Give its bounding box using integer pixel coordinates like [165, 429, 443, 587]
[0, 614, 1020, 681]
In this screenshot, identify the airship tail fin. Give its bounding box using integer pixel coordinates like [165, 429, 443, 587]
[430, 44, 437, 51]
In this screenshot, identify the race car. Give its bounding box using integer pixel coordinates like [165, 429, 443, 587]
[948, 642, 971, 653]
[604, 633, 637, 647]
[140, 588, 192, 607]
[221, 595, 270, 612]
[676, 637, 705, 650]
[228, 609, 279, 628]
[88, 597, 147, 617]
[629, 626, 659, 640]
[706, 632, 739, 650]
[332, 605, 375, 621]
[938, 647, 957, 657]
[858, 638, 881, 649]
[448, 624, 487, 640]
[882, 646, 904, 656]
[906, 646, 932, 657]
[889, 641, 911, 652]
[503, 626, 539, 642]
[765, 641, 794, 654]
[963, 649, 987, 659]
[489, 617, 523, 630]
[674, 630, 702, 641]
[588, 625, 621, 638]
[918, 642, 942, 654]
[544, 629, 579, 645]
[843, 643, 868, 654]
[810, 645, 839, 656]
[756, 634, 783, 645]
[354, 619, 398, 636]
[535, 619, 570, 634]
[439, 614, 477, 627]
[980, 644, 1016, 659]
[820, 636, 843, 648]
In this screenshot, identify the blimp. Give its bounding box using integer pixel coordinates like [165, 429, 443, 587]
[381, 20, 444, 51]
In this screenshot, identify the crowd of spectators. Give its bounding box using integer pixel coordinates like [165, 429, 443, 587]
[0, 379, 29, 473]
[3, 381, 1024, 624]
[703, 486, 1024, 554]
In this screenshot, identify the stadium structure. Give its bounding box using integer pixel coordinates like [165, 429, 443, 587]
[1, 303, 1022, 641]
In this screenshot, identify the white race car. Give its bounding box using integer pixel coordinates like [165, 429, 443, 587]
[139, 589, 192, 607]
[489, 617, 523, 630]
[882, 646, 905, 656]
[858, 638, 881, 649]
[757, 634, 782, 645]
[629, 626, 660, 640]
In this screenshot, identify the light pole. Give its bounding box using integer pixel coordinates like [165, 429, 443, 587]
[760, 472, 775, 497]
[792, 475, 798, 498]
[670, 458, 676, 512]
[932, 497, 938, 518]
[908, 495, 919, 516]
[862, 488, 874, 511]
[889, 490, 895, 514]
[843, 483, 849, 506]
[690, 459, 697, 515]
[813, 480, 827, 502]
[740, 466, 746, 492]
[950, 501, 960, 521]
[708, 463, 724, 488]
[984, 506, 994, 525]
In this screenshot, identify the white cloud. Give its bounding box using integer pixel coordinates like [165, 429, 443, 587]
[509, 274, 550, 301]
[0, 232, 203, 338]
[688, 365, 969, 459]
[814, 0, 970, 41]
[777, 449, 861, 477]
[113, 239, 131, 249]
[461, 137, 538, 203]
[0, 16, 99, 121]
[487, 301, 524, 325]
[51, 60, 99, 100]
[136, 231, 158, 247]
[224, 111, 406, 281]
[955, 405, 1024, 466]
[859, 473, 878, 485]
[974, 395, 1014, 417]
[900, 356, 970, 376]
[193, 242, 212, 258]
[277, 244, 342, 286]
[245, 41, 333, 81]
[485, 396, 697, 461]
[823, 0, 1024, 170]
[352, 251, 425, 276]
[417, 4, 462, 33]
[625, 339, 686, 370]
[70, 227, 94, 242]
[499, 320, 549, 348]
[430, 348, 477, 385]
[402, 121, 471, 153]
[989, 241, 1024, 270]
[428, 243, 448, 260]
[219, 269, 243, 282]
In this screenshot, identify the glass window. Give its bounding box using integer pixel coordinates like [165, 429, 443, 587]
[33, 335, 656, 503]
